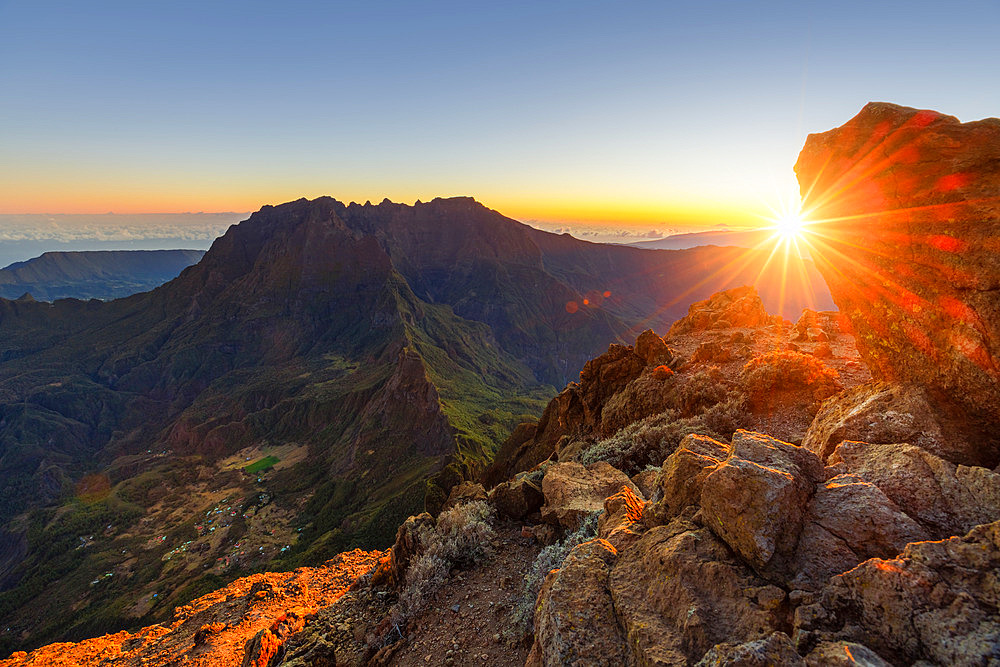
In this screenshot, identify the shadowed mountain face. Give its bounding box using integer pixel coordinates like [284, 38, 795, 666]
[0, 196, 832, 650]
[0, 250, 205, 301]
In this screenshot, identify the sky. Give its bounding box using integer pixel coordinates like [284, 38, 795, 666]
[2, 0, 999, 246]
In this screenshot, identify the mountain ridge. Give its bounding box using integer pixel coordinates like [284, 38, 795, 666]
[0, 249, 205, 301]
[0, 195, 834, 652]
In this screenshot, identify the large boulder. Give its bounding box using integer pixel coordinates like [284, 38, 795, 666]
[803, 381, 972, 464]
[540, 461, 640, 530]
[790, 473, 928, 589]
[794, 102, 1000, 467]
[651, 433, 728, 523]
[488, 471, 544, 520]
[807, 521, 1000, 665]
[440, 481, 486, 511]
[610, 521, 786, 664]
[526, 539, 630, 666]
[700, 430, 824, 578]
[634, 328, 673, 366]
[828, 440, 1000, 538]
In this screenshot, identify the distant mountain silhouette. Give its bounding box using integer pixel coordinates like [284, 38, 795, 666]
[627, 228, 771, 250]
[0, 249, 205, 301]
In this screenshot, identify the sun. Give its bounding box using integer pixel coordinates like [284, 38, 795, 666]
[770, 208, 809, 242]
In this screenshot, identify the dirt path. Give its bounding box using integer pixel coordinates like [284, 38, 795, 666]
[388, 525, 540, 667]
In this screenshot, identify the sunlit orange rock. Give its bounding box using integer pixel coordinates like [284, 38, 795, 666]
[667, 285, 773, 335]
[795, 102, 1000, 466]
[0, 549, 383, 667]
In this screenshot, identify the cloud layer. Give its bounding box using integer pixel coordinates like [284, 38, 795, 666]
[0, 213, 247, 243]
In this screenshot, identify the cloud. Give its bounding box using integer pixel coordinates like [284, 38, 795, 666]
[522, 219, 693, 244]
[0, 213, 246, 243]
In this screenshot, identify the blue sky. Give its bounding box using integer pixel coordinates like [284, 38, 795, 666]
[1, 0, 998, 234]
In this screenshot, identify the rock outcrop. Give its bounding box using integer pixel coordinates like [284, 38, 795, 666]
[801, 521, 1000, 665]
[527, 539, 629, 666]
[540, 461, 641, 530]
[488, 471, 544, 521]
[795, 102, 1000, 466]
[668, 285, 774, 335]
[700, 430, 825, 579]
[610, 520, 787, 665]
[650, 433, 728, 521]
[484, 287, 870, 484]
[597, 485, 646, 552]
[0, 550, 383, 667]
[790, 473, 928, 588]
[827, 440, 1000, 539]
[803, 381, 966, 463]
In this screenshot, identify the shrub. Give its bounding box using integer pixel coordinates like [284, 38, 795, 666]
[389, 500, 496, 627]
[508, 511, 601, 638]
[579, 410, 675, 472]
[741, 351, 841, 403]
[577, 397, 744, 475]
[671, 366, 731, 416]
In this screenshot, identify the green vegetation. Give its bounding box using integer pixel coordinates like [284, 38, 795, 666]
[577, 366, 743, 474]
[244, 455, 279, 474]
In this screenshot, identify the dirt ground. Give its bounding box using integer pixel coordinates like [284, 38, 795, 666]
[387, 525, 541, 666]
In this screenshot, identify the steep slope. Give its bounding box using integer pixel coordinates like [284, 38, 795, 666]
[0, 199, 546, 651]
[0, 196, 832, 653]
[10, 282, 998, 666]
[0, 250, 205, 301]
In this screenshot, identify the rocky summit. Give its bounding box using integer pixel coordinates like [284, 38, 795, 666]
[5, 104, 1000, 666]
[795, 102, 1000, 466]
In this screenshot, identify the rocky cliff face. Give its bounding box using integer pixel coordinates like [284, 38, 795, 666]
[795, 102, 1000, 466]
[484, 285, 868, 486]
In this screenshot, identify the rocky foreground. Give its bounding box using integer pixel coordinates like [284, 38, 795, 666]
[0, 549, 384, 666]
[6, 103, 1000, 666]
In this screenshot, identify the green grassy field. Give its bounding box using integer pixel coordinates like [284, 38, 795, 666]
[244, 456, 279, 474]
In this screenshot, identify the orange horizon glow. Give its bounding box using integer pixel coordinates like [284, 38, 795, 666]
[0, 191, 778, 230]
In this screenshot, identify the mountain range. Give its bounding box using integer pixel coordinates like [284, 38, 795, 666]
[0, 250, 205, 302]
[627, 227, 772, 250]
[0, 196, 832, 651]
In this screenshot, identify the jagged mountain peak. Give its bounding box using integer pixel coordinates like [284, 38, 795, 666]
[0, 195, 834, 654]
